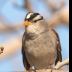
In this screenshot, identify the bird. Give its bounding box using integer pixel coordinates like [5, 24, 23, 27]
[22, 12, 62, 72]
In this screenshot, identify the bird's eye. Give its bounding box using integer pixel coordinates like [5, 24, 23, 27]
[34, 20, 37, 23]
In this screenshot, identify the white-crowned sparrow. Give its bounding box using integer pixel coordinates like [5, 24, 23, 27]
[22, 12, 62, 71]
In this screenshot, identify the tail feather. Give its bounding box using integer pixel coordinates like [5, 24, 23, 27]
[51, 29, 62, 65]
[55, 49, 62, 65]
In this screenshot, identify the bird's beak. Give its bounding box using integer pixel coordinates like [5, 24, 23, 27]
[24, 20, 31, 26]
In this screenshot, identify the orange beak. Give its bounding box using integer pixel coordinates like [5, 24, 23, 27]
[24, 20, 31, 26]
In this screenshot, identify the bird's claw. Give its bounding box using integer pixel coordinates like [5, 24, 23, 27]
[47, 65, 56, 70]
[28, 67, 36, 72]
[49, 67, 56, 70]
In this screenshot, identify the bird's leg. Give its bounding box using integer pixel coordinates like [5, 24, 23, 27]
[48, 65, 56, 70]
[28, 67, 36, 72]
[49, 65, 53, 69]
[45, 65, 53, 69]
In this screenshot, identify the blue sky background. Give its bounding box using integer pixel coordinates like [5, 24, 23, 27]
[0, 0, 69, 71]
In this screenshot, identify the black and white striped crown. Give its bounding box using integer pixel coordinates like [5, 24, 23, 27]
[25, 12, 43, 22]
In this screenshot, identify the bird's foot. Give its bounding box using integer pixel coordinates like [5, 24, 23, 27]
[28, 67, 36, 72]
[48, 65, 56, 70]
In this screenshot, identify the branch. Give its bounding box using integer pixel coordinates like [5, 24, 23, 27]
[48, 7, 69, 27]
[54, 58, 69, 70]
[0, 37, 21, 60]
[24, 69, 68, 72]
[43, 0, 66, 10]
[0, 21, 24, 32]
[25, 0, 33, 11]
[23, 58, 69, 72]
[0, 24, 24, 32]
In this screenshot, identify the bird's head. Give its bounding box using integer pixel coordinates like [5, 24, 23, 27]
[24, 12, 49, 35]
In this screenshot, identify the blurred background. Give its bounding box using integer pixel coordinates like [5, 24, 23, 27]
[0, 0, 69, 71]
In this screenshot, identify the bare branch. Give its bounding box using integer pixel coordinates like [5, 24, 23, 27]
[0, 25, 23, 32]
[27, 69, 68, 72]
[25, 0, 33, 11]
[54, 58, 69, 70]
[43, 0, 66, 10]
[18, 69, 69, 72]
[0, 22, 24, 32]
[0, 37, 21, 60]
[0, 14, 24, 32]
[48, 7, 69, 27]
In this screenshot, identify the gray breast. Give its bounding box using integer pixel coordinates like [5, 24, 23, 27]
[24, 30, 57, 70]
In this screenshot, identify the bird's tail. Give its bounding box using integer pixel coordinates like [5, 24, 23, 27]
[51, 28, 62, 65]
[55, 48, 62, 65]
